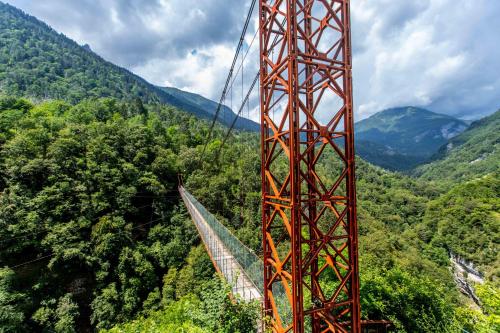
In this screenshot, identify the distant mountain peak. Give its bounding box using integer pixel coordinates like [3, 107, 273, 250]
[82, 43, 93, 52]
[365, 106, 460, 122]
[355, 106, 469, 170]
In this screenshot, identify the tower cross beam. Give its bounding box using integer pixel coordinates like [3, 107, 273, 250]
[258, 1, 360, 332]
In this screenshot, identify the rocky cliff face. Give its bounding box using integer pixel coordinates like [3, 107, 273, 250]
[450, 253, 484, 306]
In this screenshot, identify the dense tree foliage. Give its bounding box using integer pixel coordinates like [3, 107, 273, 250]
[417, 174, 499, 280]
[103, 278, 259, 333]
[0, 97, 260, 332]
[1, 94, 498, 332]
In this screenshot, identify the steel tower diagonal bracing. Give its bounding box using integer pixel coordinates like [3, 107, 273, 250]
[258, 0, 360, 332]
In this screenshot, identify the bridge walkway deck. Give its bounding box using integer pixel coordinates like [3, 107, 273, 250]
[179, 186, 262, 303]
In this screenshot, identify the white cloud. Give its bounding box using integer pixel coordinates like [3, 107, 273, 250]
[133, 44, 236, 98]
[6, 0, 500, 120]
[351, 0, 500, 119]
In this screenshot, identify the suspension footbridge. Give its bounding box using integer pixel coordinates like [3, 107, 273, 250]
[180, 186, 262, 302]
[180, 186, 392, 333]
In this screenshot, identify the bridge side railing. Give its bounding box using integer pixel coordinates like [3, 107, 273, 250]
[180, 187, 264, 295]
[181, 186, 292, 324]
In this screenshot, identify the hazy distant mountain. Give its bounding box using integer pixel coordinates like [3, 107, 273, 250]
[159, 87, 259, 131]
[0, 2, 258, 130]
[355, 107, 468, 170]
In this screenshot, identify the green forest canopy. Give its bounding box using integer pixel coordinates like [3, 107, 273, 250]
[1, 97, 498, 332]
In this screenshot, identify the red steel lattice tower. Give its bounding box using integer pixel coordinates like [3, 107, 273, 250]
[259, 0, 360, 332]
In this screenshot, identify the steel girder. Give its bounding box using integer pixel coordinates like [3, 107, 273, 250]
[258, 1, 360, 332]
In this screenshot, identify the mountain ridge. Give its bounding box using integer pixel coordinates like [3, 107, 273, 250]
[415, 109, 500, 185]
[0, 1, 258, 131]
[354, 106, 468, 170]
[158, 86, 259, 131]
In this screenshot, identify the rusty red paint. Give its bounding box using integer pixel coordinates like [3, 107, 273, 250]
[259, 1, 360, 332]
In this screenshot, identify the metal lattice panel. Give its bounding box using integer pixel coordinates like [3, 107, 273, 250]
[258, 1, 360, 332]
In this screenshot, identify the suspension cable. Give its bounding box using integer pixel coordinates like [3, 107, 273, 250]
[216, 71, 259, 158]
[200, 0, 257, 160]
[215, 18, 286, 159]
[229, 27, 259, 92]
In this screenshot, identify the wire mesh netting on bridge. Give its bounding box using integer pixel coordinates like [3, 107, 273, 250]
[180, 187, 293, 323]
[179, 187, 261, 295]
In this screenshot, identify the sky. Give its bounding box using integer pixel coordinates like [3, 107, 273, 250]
[6, 0, 500, 121]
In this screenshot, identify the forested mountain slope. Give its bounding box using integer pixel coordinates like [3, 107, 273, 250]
[1, 96, 497, 332]
[415, 109, 500, 186]
[159, 87, 259, 131]
[355, 107, 468, 170]
[0, 96, 259, 332]
[0, 2, 258, 130]
[355, 139, 423, 171]
[418, 174, 499, 279]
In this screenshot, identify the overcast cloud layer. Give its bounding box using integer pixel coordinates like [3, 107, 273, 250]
[6, 0, 500, 120]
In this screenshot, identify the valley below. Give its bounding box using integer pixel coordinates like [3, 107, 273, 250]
[0, 1, 498, 333]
